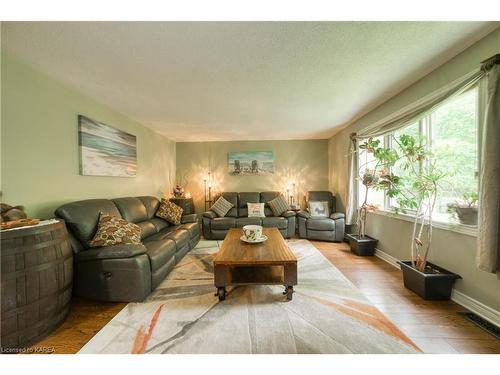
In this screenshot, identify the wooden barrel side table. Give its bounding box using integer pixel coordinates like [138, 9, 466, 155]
[169, 197, 195, 215]
[1, 219, 73, 349]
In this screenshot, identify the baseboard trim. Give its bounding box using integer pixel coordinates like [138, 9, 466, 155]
[374, 248, 500, 328]
[450, 289, 500, 327]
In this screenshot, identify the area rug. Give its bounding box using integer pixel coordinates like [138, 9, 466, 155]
[79, 239, 419, 354]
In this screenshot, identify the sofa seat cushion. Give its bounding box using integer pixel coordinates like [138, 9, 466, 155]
[143, 239, 176, 272]
[76, 244, 147, 262]
[179, 222, 200, 238]
[262, 217, 287, 229]
[211, 217, 236, 230]
[164, 229, 190, 249]
[150, 217, 170, 232]
[236, 217, 262, 227]
[146, 226, 179, 241]
[307, 217, 335, 231]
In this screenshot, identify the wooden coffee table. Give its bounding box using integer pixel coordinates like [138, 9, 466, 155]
[213, 227, 297, 301]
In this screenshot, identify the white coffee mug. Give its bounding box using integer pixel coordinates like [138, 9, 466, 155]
[242, 225, 263, 241]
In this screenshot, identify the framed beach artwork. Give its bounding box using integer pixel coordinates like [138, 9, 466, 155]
[228, 151, 275, 175]
[78, 115, 137, 177]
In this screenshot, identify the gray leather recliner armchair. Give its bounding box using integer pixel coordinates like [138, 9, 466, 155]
[55, 196, 200, 302]
[298, 191, 345, 242]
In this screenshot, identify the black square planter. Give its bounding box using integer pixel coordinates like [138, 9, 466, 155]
[346, 233, 378, 256]
[399, 261, 461, 300]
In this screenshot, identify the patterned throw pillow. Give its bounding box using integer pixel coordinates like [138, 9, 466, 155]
[210, 196, 234, 217]
[268, 194, 289, 216]
[156, 199, 183, 225]
[308, 201, 330, 217]
[88, 212, 142, 248]
[247, 202, 265, 217]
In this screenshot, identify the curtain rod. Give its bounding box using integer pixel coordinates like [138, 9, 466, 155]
[480, 54, 500, 72]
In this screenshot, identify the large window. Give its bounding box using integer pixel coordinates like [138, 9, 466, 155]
[357, 136, 385, 209]
[357, 87, 479, 224]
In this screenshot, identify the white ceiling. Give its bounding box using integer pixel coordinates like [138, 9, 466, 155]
[2, 22, 498, 141]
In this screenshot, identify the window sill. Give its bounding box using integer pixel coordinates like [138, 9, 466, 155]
[369, 210, 477, 237]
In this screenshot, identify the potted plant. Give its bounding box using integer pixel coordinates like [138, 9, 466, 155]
[384, 134, 461, 300]
[447, 192, 478, 225]
[346, 137, 398, 256]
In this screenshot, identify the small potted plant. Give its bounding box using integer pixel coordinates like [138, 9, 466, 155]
[447, 192, 478, 225]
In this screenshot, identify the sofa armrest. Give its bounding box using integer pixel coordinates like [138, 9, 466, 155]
[281, 210, 296, 218]
[330, 212, 345, 220]
[203, 211, 217, 219]
[181, 213, 198, 223]
[75, 244, 147, 262]
[297, 210, 311, 219]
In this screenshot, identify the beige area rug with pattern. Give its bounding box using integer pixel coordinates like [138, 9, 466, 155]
[79, 239, 419, 354]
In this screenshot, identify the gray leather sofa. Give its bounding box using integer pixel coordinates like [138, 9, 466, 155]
[202, 192, 296, 240]
[55, 196, 200, 302]
[298, 191, 345, 242]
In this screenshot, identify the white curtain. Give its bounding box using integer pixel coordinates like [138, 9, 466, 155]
[353, 69, 485, 139]
[476, 58, 500, 276]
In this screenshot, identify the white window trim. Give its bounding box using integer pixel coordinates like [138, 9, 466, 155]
[357, 86, 480, 239]
[370, 209, 478, 237]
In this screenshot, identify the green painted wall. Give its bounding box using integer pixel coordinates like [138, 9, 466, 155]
[176, 140, 329, 213]
[1, 52, 176, 219]
[328, 28, 500, 313]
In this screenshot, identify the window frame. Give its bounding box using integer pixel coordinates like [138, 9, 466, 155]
[357, 85, 480, 237]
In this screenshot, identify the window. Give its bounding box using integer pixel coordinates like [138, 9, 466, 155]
[358, 87, 479, 225]
[430, 89, 478, 221]
[357, 136, 385, 209]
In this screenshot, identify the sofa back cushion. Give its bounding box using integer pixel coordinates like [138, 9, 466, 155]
[136, 221, 157, 239]
[113, 197, 149, 223]
[55, 199, 122, 248]
[137, 196, 160, 219]
[219, 192, 238, 217]
[260, 191, 280, 217]
[238, 192, 260, 217]
[308, 191, 335, 213]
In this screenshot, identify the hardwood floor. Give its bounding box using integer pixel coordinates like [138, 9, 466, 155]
[312, 240, 500, 354]
[25, 298, 126, 354]
[26, 240, 499, 354]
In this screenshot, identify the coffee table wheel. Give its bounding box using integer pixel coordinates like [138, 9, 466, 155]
[283, 286, 294, 301]
[217, 287, 226, 301]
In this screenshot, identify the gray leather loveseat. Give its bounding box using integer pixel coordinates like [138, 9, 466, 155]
[202, 192, 296, 240]
[298, 191, 345, 242]
[55, 196, 200, 302]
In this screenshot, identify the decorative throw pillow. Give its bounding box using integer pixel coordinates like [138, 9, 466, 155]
[210, 196, 234, 217]
[156, 199, 183, 225]
[268, 194, 289, 216]
[308, 201, 330, 217]
[247, 202, 265, 217]
[88, 212, 141, 248]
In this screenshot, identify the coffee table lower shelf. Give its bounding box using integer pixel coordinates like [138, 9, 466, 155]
[214, 263, 297, 301]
